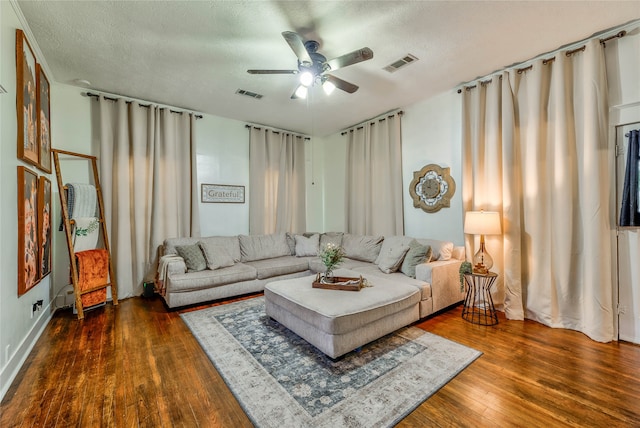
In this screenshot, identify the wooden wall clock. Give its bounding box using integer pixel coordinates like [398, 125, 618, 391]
[409, 164, 456, 213]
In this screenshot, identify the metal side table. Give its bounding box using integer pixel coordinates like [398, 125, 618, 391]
[462, 272, 498, 325]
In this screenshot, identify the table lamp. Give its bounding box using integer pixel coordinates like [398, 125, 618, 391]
[464, 211, 501, 274]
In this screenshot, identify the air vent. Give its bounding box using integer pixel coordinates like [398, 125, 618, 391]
[236, 89, 263, 99]
[383, 54, 419, 73]
[0, 84, 7, 94]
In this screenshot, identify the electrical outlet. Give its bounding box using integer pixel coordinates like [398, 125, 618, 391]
[31, 299, 43, 318]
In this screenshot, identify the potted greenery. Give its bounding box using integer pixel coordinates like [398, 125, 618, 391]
[319, 243, 346, 283]
[459, 261, 472, 292]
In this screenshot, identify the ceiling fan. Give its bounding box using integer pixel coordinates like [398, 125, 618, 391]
[247, 31, 373, 99]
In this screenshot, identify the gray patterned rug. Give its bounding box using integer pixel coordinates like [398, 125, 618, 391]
[181, 296, 481, 428]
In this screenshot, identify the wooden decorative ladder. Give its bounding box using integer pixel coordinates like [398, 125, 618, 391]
[52, 149, 118, 319]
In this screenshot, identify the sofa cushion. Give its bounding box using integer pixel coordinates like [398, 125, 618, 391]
[168, 263, 257, 292]
[342, 234, 384, 263]
[244, 256, 310, 280]
[375, 236, 412, 273]
[351, 265, 432, 301]
[285, 232, 296, 255]
[175, 244, 207, 272]
[320, 232, 343, 249]
[239, 233, 291, 262]
[199, 236, 241, 262]
[417, 239, 454, 261]
[295, 234, 319, 257]
[198, 241, 235, 270]
[308, 257, 371, 273]
[400, 240, 433, 278]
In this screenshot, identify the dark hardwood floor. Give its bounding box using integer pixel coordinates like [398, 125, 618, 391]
[1, 294, 639, 427]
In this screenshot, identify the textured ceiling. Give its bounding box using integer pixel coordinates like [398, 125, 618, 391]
[17, 1, 640, 136]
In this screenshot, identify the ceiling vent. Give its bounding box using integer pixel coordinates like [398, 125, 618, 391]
[236, 89, 263, 99]
[383, 54, 419, 73]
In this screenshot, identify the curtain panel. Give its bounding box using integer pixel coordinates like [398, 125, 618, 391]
[345, 112, 404, 236]
[248, 127, 306, 235]
[462, 39, 614, 342]
[97, 96, 200, 298]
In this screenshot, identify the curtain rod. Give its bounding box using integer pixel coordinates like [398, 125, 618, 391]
[457, 28, 629, 94]
[85, 91, 203, 119]
[245, 124, 310, 140]
[340, 110, 404, 135]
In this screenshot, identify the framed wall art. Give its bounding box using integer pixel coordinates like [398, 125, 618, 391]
[38, 176, 52, 279]
[16, 29, 39, 168]
[201, 184, 245, 203]
[36, 64, 51, 173]
[18, 166, 40, 295]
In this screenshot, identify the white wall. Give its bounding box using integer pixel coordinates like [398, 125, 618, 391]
[0, 1, 54, 400]
[317, 90, 464, 244]
[196, 116, 250, 236]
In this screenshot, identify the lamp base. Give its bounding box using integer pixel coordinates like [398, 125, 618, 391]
[472, 235, 493, 274]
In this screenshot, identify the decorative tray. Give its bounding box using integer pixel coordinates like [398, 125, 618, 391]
[312, 273, 364, 291]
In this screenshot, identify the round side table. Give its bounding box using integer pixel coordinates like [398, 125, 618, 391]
[462, 272, 498, 325]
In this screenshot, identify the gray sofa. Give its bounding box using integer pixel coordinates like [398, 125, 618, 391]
[159, 232, 465, 318]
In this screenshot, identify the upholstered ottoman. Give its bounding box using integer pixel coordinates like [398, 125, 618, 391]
[264, 268, 420, 358]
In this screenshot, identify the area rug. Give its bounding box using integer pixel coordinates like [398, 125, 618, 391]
[180, 297, 481, 428]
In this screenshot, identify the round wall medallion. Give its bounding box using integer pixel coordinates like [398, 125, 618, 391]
[409, 164, 456, 213]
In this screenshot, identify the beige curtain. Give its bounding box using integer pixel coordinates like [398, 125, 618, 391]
[248, 126, 306, 234]
[345, 112, 404, 236]
[462, 39, 614, 342]
[97, 97, 200, 298]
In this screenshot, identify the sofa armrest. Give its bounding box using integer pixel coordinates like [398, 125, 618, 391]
[415, 259, 465, 312]
[166, 258, 187, 276]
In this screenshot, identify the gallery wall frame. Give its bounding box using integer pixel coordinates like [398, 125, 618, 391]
[201, 184, 245, 203]
[36, 64, 51, 173]
[38, 176, 52, 279]
[16, 29, 39, 168]
[18, 166, 40, 296]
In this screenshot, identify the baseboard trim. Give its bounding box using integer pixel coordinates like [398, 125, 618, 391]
[0, 304, 54, 402]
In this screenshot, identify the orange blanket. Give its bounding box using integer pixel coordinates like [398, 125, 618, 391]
[75, 249, 108, 308]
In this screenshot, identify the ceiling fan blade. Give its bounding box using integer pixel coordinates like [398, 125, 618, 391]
[282, 31, 313, 66]
[247, 69, 298, 74]
[326, 47, 373, 71]
[325, 75, 359, 94]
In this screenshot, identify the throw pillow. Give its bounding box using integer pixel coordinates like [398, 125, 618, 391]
[175, 244, 207, 272]
[198, 241, 235, 270]
[320, 232, 343, 248]
[375, 236, 412, 274]
[341, 234, 384, 263]
[295, 234, 320, 257]
[400, 240, 433, 278]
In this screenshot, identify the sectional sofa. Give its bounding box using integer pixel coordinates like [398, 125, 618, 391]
[158, 232, 465, 318]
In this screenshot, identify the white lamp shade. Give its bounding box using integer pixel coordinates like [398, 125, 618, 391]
[464, 211, 501, 235]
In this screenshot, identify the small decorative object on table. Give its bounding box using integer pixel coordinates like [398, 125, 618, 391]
[312, 273, 365, 291]
[319, 242, 345, 283]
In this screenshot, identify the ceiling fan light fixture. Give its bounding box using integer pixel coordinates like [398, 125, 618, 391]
[294, 85, 308, 99]
[322, 79, 336, 95]
[299, 71, 314, 87]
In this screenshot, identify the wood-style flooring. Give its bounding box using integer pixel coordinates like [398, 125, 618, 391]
[1, 294, 639, 427]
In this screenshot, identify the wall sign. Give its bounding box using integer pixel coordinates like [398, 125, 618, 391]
[201, 184, 245, 203]
[409, 164, 456, 213]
